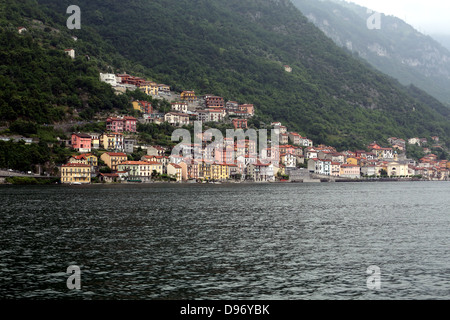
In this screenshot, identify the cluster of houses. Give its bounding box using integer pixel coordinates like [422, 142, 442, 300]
[306, 139, 450, 180]
[60, 106, 450, 185]
[100, 72, 255, 128]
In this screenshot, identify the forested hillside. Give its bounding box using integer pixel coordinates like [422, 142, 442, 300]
[1, 0, 449, 149]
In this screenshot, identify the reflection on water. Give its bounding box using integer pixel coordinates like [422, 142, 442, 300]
[1, 182, 450, 300]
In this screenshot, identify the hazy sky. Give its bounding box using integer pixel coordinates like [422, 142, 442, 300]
[344, 0, 450, 35]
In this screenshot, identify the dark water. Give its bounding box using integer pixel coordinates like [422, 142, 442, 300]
[1, 182, 449, 300]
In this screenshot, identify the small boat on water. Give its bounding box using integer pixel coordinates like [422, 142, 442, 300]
[71, 182, 82, 185]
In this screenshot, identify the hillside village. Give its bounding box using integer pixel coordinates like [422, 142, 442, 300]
[53, 72, 450, 184]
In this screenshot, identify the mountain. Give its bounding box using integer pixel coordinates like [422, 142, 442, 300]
[291, 0, 450, 108]
[431, 34, 450, 52]
[1, 0, 450, 149]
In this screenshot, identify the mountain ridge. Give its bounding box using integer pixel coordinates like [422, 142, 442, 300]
[1, 0, 449, 149]
[291, 0, 450, 107]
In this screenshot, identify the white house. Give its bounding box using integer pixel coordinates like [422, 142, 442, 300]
[64, 49, 75, 59]
[100, 73, 118, 86]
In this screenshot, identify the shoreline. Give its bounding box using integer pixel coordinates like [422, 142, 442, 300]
[1, 178, 448, 186]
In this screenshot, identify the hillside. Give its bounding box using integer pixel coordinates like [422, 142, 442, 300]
[1, 0, 450, 149]
[291, 0, 450, 108]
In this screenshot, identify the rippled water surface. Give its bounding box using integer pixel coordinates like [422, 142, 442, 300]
[1, 182, 449, 300]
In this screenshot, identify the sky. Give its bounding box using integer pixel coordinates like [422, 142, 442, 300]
[343, 0, 450, 35]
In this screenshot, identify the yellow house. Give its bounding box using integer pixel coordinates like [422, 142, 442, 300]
[346, 157, 359, 166]
[210, 163, 230, 181]
[181, 90, 197, 102]
[61, 163, 91, 184]
[140, 82, 158, 96]
[387, 162, 410, 177]
[100, 152, 128, 171]
[145, 161, 164, 176]
[198, 161, 212, 180]
[167, 163, 183, 182]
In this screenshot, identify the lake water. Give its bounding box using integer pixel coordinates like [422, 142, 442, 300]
[0, 181, 449, 300]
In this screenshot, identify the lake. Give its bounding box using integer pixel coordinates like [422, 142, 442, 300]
[0, 181, 449, 300]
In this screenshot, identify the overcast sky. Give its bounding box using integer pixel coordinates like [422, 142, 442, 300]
[343, 0, 450, 35]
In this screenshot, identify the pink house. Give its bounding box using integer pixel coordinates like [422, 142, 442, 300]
[124, 116, 137, 132]
[71, 133, 92, 153]
[106, 117, 124, 132]
[340, 164, 361, 179]
[106, 116, 137, 133]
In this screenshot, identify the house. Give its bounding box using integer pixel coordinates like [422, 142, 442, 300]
[98, 173, 119, 183]
[288, 132, 302, 146]
[340, 164, 361, 179]
[408, 137, 421, 145]
[106, 116, 137, 133]
[387, 162, 411, 177]
[101, 132, 124, 151]
[307, 158, 331, 176]
[371, 145, 394, 160]
[100, 152, 128, 171]
[158, 84, 170, 95]
[167, 163, 183, 182]
[100, 73, 118, 86]
[331, 162, 341, 177]
[197, 109, 224, 123]
[204, 96, 224, 108]
[61, 163, 91, 184]
[171, 102, 188, 113]
[165, 112, 190, 126]
[124, 138, 136, 154]
[210, 163, 231, 181]
[69, 154, 98, 167]
[65, 49, 75, 59]
[226, 101, 239, 110]
[232, 119, 248, 130]
[88, 133, 101, 149]
[106, 117, 124, 133]
[182, 160, 199, 180]
[305, 147, 318, 160]
[346, 157, 359, 166]
[117, 161, 153, 182]
[18, 27, 27, 34]
[132, 101, 153, 114]
[284, 65, 292, 73]
[71, 133, 92, 153]
[146, 146, 166, 157]
[143, 155, 169, 168]
[248, 161, 275, 182]
[68, 155, 88, 165]
[140, 82, 159, 95]
[361, 165, 378, 177]
[280, 133, 289, 145]
[142, 160, 164, 176]
[280, 153, 297, 168]
[238, 104, 255, 117]
[181, 91, 197, 102]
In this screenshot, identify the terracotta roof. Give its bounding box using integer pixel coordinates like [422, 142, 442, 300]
[104, 152, 127, 157]
[62, 163, 90, 168]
